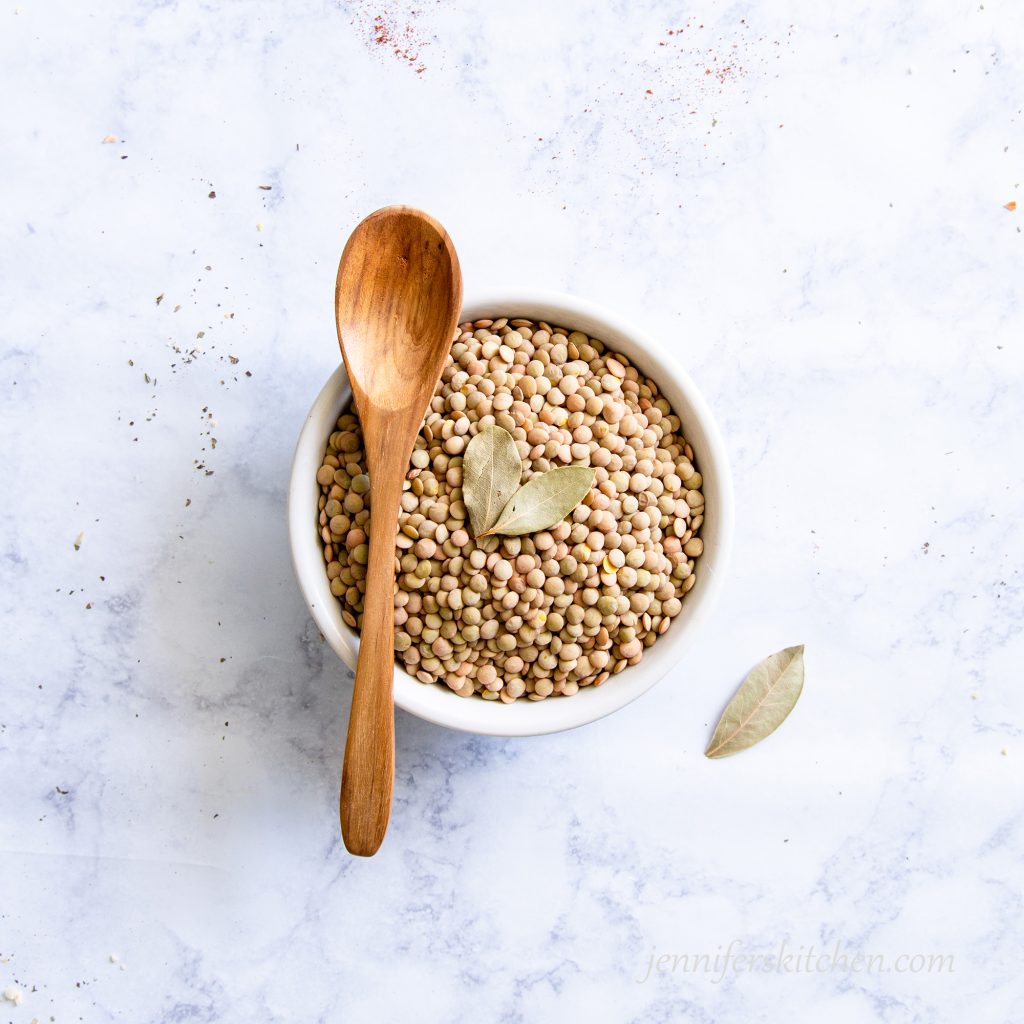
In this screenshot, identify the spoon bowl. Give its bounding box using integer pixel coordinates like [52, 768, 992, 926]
[336, 209, 462, 417]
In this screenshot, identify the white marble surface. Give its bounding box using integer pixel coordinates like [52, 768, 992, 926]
[1, 0, 1022, 1020]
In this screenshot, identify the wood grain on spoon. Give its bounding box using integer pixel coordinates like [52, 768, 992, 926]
[335, 206, 462, 856]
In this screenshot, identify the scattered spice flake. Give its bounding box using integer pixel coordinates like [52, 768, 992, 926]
[74, 531, 84, 551]
[155, 293, 164, 305]
[541, 18, 793, 198]
[258, 184, 272, 190]
[101, 135, 117, 144]
[185, 498, 192, 507]
[208, 190, 216, 199]
[351, 3, 430, 74]
[228, 354, 239, 364]
[1004, 200, 1017, 211]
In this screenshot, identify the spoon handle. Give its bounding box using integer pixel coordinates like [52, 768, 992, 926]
[339, 458, 402, 856]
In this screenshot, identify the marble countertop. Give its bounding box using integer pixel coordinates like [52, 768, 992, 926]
[2, 1, 1021, 1020]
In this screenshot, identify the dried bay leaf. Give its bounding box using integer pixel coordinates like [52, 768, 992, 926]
[482, 466, 596, 537]
[463, 425, 522, 538]
[705, 645, 805, 759]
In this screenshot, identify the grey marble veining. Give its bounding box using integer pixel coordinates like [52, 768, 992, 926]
[1, 0, 1022, 1020]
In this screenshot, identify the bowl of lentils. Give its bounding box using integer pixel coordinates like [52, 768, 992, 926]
[289, 290, 733, 736]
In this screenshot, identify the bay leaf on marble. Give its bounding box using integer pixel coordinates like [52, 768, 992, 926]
[705, 645, 805, 759]
[463, 425, 522, 538]
[481, 466, 596, 537]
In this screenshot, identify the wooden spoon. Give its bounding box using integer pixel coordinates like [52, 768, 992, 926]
[335, 206, 462, 856]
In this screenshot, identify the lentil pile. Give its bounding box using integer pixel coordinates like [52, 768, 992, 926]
[316, 317, 705, 702]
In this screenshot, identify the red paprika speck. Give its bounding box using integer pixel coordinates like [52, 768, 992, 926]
[357, 6, 428, 74]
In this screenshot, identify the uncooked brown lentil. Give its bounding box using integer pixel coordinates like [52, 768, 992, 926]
[316, 317, 705, 701]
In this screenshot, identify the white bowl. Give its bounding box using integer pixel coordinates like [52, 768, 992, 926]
[288, 290, 733, 736]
